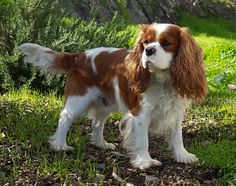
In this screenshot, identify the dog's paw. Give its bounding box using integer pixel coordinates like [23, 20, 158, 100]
[91, 140, 116, 150]
[50, 143, 74, 151]
[174, 149, 198, 164]
[61, 145, 74, 151]
[49, 138, 74, 151]
[103, 142, 116, 150]
[131, 157, 162, 170]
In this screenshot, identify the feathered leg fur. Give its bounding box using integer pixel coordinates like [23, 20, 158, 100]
[120, 114, 162, 169]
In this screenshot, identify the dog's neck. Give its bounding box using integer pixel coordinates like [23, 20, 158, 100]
[149, 70, 171, 86]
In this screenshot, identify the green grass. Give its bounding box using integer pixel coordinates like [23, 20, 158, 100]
[186, 91, 236, 185]
[191, 140, 236, 185]
[0, 88, 99, 184]
[1, 13, 236, 185]
[1, 87, 236, 184]
[179, 12, 236, 38]
[179, 13, 236, 184]
[179, 12, 236, 92]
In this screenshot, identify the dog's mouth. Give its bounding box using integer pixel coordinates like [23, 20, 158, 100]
[141, 58, 150, 69]
[145, 61, 169, 73]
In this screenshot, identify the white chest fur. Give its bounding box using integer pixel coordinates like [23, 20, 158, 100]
[141, 73, 191, 134]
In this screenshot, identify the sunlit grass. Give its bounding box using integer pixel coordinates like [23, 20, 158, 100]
[186, 90, 236, 184]
[190, 140, 236, 185]
[1, 87, 236, 184]
[178, 13, 236, 184]
[0, 88, 99, 184]
[179, 12, 236, 91]
[1, 13, 236, 185]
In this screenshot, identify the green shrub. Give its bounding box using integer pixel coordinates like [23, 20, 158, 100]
[0, 0, 135, 94]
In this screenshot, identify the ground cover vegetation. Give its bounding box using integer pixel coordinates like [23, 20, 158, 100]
[0, 0, 235, 185]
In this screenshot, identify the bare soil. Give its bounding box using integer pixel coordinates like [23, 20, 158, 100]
[0, 120, 219, 186]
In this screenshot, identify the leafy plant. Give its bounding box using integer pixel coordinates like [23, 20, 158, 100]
[0, 0, 135, 94]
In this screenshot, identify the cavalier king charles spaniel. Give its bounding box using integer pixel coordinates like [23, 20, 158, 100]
[19, 23, 208, 170]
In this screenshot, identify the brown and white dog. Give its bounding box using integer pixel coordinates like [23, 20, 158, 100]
[18, 23, 208, 170]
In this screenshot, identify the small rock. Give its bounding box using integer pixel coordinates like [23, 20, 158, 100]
[145, 175, 160, 185]
[114, 121, 119, 126]
[97, 163, 106, 169]
[96, 173, 105, 179]
[228, 84, 236, 91]
[140, 173, 147, 176]
[202, 140, 211, 146]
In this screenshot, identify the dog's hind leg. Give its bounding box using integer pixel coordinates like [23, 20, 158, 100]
[49, 88, 98, 151]
[90, 111, 115, 150]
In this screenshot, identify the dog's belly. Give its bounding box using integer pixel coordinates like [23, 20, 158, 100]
[89, 93, 122, 117]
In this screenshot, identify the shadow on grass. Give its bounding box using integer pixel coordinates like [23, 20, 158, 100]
[179, 12, 236, 40]
[1, 97, 235, 185]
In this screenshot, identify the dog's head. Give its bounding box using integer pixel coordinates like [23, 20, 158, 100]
[126, 23, 208, 101]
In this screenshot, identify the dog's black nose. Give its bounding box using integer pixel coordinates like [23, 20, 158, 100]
[145, 47, 156, 56]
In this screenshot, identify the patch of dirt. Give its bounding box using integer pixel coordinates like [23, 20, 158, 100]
[0, 120, 219, 185]
[79, 122, 219, 185]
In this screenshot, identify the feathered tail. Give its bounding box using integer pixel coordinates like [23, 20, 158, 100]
[18, 43, 80, 73]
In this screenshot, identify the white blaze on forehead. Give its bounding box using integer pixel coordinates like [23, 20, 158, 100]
[152, 23, 171, 37]
[141, 23, 174, 70]
[85, 47, 120, 74]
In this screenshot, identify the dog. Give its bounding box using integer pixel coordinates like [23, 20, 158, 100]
[18, 23, 208, 170]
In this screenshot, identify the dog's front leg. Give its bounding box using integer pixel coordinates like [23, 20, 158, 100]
[170, 123, 198, 164]
[122, 114, 162, 170]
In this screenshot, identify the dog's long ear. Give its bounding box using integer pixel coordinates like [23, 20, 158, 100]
[170, 28, 208, 102]
[125, 25, 151, 93]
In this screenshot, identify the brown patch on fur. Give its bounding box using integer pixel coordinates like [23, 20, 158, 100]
[157, 25, 181, 55]
[53, 52, 95, 97]
[51, 52, 86, 72]
[125, 24, 153, 94]
[94, 50, 127, 101]
[170, 28, 208, 102]
[141, 25, 156, 46]
[95, 50, 142, 115]
[51, 48, 143, 115]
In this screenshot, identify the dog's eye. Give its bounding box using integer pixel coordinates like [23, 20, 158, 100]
[143, 40, 149, 44]
[161, 40, 170, 47]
